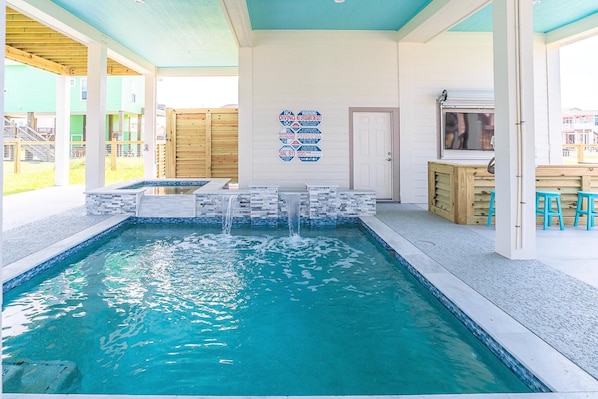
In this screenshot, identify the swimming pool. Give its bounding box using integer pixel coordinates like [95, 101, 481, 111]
[2, 223, 533, 396]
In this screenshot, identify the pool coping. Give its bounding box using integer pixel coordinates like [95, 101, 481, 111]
[2, 216, 598, 398]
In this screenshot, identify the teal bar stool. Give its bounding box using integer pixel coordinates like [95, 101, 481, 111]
[574, 191, 598, 230]
[536, 191, 564, 230]
[486, 189, 495, 226]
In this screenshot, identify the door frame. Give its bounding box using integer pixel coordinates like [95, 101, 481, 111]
[349, 107, 400, 202]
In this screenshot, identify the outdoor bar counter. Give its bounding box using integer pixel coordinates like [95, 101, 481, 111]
[428, 161, 598, 225]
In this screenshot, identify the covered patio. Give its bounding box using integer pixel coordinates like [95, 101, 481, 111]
[2, 186, 598, 396]
[2, 0, 598, 395]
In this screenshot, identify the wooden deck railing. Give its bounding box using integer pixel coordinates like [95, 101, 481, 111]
[3, 140, 144, 173]
[562, 143, 598, 164]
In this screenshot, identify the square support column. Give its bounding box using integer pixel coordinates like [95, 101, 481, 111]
[238, 47, 253, 189]
[493, 0, 537, 259]
[55, 75, 71, 186]
[85, 42, 107, 191]
[143, 73, 157, 178]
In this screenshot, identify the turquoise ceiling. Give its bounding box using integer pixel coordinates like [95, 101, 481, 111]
[453, 0, 598, 33]
[44, 0, 598, 70]
[51, 0, 239, 68]
[246, 0, 432, 31]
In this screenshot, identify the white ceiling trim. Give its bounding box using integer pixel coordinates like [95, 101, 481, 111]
[7, 0, 157, 75]
[397, 0, 490, 43]
[157, 66, 239, 77]
[545, 12, 598, 47]
[220, 0, 253, 48]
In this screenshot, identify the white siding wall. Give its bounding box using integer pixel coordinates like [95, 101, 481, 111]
[398, 32, 551, 203]
[247, 30, 399, 189]
[240, 30, 552, 203]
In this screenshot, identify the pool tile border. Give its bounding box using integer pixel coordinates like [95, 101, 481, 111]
[2, 216, 130, 293]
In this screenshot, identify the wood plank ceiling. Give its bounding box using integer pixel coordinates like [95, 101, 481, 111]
[5, 7, 139, 76]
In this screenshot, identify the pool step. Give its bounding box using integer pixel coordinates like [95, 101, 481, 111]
[137, 195, 195, 217]
[3, 360, 81, 393]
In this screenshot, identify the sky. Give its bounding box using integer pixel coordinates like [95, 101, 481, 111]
[156, 76, 238, 109]
[559, 35, 598, 111]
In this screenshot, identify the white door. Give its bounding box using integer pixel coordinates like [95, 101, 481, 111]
[353, 112, 393, 199]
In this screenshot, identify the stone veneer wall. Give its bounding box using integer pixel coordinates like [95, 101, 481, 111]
[250, 185, 280, 225]
[196, 192, 251, 223]
[307, 185, 338, 225]
[279, 192, 309, 222]
[86, 193, 140, 215]
[86, 183, 376, 223]
[338, 191, 376, 217]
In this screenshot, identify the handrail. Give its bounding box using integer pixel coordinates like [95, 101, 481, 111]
[3, 139, 146, 173]
[562, 143, 598, 164]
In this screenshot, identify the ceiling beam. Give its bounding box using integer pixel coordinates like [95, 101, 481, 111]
[5, 44, 73, 75]
[157, 66, 238, 77]
[545, 12, 598, 46]
[397, 0, 490, 43]
[220, 0, 253, 47]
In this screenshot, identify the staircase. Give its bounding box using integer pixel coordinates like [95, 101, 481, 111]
[3, 118, 55, 162]
[137, 195, 196, 217]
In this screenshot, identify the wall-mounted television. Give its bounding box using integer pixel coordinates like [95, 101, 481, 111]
[442, 109, 494, 151]
[437, 89, 495, 160]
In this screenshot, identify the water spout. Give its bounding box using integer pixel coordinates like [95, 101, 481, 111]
[222, 194, 238, 235]
[281, 192, 301, 237]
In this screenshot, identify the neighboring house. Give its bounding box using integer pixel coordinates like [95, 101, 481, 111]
[4, 61, 145, 148]
[561, 108, 598, 144]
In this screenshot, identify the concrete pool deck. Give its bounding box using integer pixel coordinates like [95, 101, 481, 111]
[2, 185, 598, 398]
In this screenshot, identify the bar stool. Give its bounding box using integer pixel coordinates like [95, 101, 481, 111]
[486, 189, 495, 226]
[574, 191, 598, 230]
[536, 191, 564, 230]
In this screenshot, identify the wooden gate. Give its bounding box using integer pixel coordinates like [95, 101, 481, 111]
[165, 108, 238, 180]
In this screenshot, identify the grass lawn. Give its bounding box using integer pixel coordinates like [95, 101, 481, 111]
[3, 158, 145, 195]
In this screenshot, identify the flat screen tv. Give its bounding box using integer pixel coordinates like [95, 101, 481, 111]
[442, 109, 494, 151]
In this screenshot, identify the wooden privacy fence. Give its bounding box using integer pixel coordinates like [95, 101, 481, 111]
[165, 108, 238, 180]
[428, 161, 598, 225]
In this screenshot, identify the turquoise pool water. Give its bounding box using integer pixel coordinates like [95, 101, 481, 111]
[2, 224, 531, 396]
[121, 181, 208, 195]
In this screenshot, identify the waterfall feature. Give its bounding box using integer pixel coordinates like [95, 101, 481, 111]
[281, 192, 301, 237]
[222, 194, 238, 235]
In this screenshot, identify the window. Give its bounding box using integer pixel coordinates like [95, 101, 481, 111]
[80, 78, 87, 101]
[594, 115, 598, 126]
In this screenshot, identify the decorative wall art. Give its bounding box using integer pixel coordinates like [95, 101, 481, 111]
[278, 109, 323, 162]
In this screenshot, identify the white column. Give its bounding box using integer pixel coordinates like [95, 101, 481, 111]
[85, 42, 107, 190]
[55, 75, 71, 186]
[493, 0, 536, 259]
[1, 2, 6, 316]
[238, 47, 253, 188]
[143, 73, 157, 178]
[546, 43, 564, 164]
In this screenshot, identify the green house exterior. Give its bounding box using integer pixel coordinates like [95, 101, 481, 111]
[4, 62, 145, 143]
